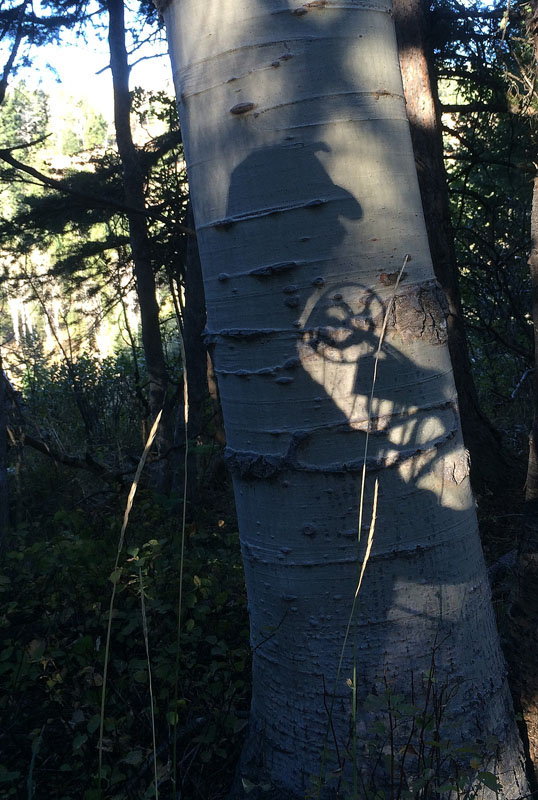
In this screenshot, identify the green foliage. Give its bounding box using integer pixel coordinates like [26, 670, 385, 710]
[15, 345, 145, 473]
[447, 109, 533, 404]
[434, 0, 536, 447]
[312, 672, 503, 800]
[0, 500, 249, 799]
[0, 81, 49, 148]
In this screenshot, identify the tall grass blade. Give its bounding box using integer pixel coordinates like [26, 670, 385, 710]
[27, 725, 43, 800]
[172, 321, 189, 795]
[138, 564, 159, 799]
[318, 254, 408, 797]
[98, 409, 163, 797]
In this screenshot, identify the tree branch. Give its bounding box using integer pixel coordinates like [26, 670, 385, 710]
[0, 147, 196, 236]
[18, 431, 126, 485]
[440, 100, 511, 113]
[0, 1, 27, 106]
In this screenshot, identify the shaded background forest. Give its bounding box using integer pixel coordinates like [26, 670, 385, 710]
[0, 0, 537, 798]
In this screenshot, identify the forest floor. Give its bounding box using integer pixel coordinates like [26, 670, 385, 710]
[0, 429, 530, 800]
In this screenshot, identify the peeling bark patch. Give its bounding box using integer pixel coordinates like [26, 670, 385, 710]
[230, 102, 256, 115]
[443, 450, 470, 485]
[390, 281, 448, 344]
[379, 270, 407, 287]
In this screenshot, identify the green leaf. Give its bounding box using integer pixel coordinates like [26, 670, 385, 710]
[87, 715, 100, 734]
[27, 639, 46, 660]
[73, 733, 88, 750]
[122, 750, 144, 766]
[477, 771, 501, 791]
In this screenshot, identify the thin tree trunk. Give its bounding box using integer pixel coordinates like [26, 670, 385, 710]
[107, 0, 170, 464]
[0, 359, 8, 542]
[160, 2, 526, 796]
[393, 0, 509, 497]
[172, 201, 208, 505]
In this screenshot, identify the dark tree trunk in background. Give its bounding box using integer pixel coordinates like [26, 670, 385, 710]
[0, 359, 7, 542]
[512, 170, 538, 786]
[107, 0, 171, 472]
[526, 175, 538, 506]
[511, 5, 538, 782]
[173, 202, 209, 505]
[393, 0, 509, 497]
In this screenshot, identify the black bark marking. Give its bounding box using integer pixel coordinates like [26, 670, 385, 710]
[230, 102, 256, 115]
[250, 261, 301, 277]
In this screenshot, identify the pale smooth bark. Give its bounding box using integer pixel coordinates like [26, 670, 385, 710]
[159, 1, 526, 796]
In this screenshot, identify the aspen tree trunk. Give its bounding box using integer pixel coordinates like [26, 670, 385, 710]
[159, 1, 526, 796]
[393, 0, 510, 499]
